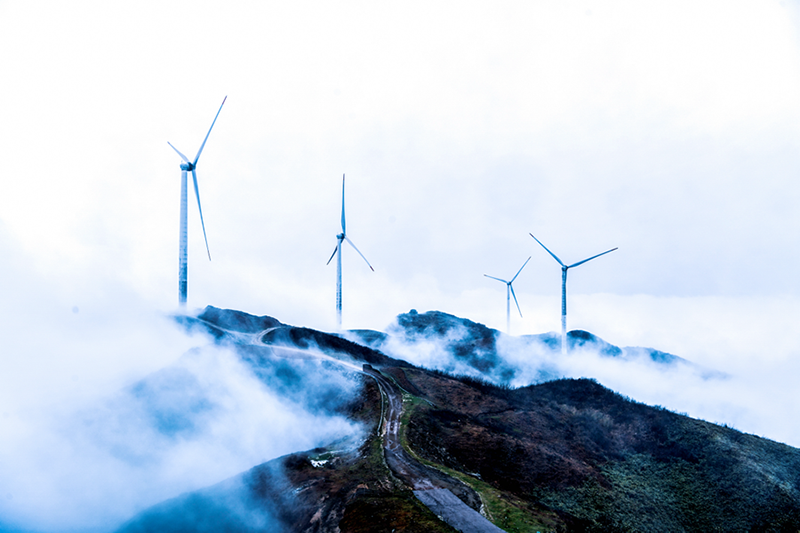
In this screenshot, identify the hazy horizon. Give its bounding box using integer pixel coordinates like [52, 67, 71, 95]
[1, 1, 799, 530]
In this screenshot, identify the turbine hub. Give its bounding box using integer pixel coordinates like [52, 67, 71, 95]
[337, 233, 345, 240]
[180, 162, 195, 171]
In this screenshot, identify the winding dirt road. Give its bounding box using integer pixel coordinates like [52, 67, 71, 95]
[209, 320, 508, 533]
[365, 367, 439, 491]
[362, 366, 507, 533]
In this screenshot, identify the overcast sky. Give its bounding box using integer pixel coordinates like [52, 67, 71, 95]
[2, 0, 800, 443]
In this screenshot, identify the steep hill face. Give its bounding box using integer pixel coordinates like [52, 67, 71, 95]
[118, 307, 800, 532]
[400, 369, 800, 531]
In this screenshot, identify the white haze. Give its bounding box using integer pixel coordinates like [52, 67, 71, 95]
[0, 228, 362, 532]
[1, 346, 360, 532]
[1, 0, 800, 527]
[371, 303, 800, 448]
[1, 329, 362, 531]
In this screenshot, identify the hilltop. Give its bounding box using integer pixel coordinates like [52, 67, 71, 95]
[349, 309, 721, 386]
[117, 307, 800, 532]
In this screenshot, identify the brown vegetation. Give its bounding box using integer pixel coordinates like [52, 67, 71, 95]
[402, 368, 800, 531]
[131, 307, 800, 532]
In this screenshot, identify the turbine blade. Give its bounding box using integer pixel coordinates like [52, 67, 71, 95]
[326, 243, 339, 265]
[340, 174, 346, 234]
[344, 236, 374, 271]
[511, 256, 531, 283]
[167, 142, 191, 164]
[191, 170, 211, 260]
[484, 274, 508, 284]
[530, 233, 565, 267]
[510, 284, 522, 317]
[193, 96, 227, 166]
[568, 247, 618, 269]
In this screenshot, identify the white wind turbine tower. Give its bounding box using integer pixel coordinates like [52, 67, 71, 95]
[484, 256, 531, 334]
[167, 96, 226, 307]
[326, 175, 374, 329]
[529, 233, 617, 354]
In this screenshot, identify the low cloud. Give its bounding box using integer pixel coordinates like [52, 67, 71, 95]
[368, 306, 800, 449]
[1, 334, 362, 533]
[0, 232, 363, 532]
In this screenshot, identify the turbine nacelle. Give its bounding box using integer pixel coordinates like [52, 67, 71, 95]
[529, 232, 617, 353]
[328, 174, 374, 329]
[485, 256, 530, 333]
[169, 96, 227, 306]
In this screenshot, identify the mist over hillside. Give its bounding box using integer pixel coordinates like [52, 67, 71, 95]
[115, 307, 800, 532]
[348, 309, 713, 387]
[3, 306, 799, 533]
[3, 2, 800, 530]
[0, 310, 365, 533]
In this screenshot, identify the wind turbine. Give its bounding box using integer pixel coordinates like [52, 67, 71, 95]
[326, 174, 374, 329]
[529, 233, 617, 354]
[484, 256, 531, 334]
[167, 96, 226, 307]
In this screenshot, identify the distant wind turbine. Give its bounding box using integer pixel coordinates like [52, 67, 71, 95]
[530, 233, 617, 354]
[484, 256, 531, 334]
[326, 174, 374, 329]
[167, 96, 226, 307]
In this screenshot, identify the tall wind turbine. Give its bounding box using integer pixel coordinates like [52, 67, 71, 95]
[484, 256, 531, 334]
[167, 96, 226, 307]
[529, 233, 617, 354]
[326, 174, 374, 329]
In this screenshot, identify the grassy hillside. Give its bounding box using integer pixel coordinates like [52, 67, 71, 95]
[400, 368, 800, 531]
[133, 307, 800, 532]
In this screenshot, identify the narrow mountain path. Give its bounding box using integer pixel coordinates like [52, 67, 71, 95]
[230, 322, 507, 532]
[362, 366, 507, 533]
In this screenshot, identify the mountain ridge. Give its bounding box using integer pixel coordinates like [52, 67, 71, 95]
[347, 309, 722, 386]
[116, 306, 800, 532]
